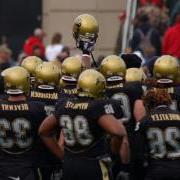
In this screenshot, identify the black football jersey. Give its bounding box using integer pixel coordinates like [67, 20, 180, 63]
[138, 106, 180, 163]
[30, 88, 59, 116]
[0, 100, 46, 166]
[54, 97, 122, 158]
[59, 85, 78, 99]
[106, 81, 143, 129]
[30, 88, 60, 167]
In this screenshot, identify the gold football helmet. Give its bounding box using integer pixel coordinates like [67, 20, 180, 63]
[100, 55, 126, 81]
[125, 68, 146, 82]
[73, 14, 99, 40]
[61, 56, 82, 83]
[153, 55, 179, 83]
[2, 66, 30, 95]
[21, 56, 43, 77]
[49, 60, 62, 75]
[77, 69, 106, 98]
[35, 62, 60, 90]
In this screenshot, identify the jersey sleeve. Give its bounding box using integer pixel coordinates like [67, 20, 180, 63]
[91, 100, 117, 121]
[58, 89, 67, 98]
[110, 99, 124, 119]
[53, 98, 65, 119]
[30, 101, 47, 127]
[36, 102, 46, 120]
[127, 82, 143, 100]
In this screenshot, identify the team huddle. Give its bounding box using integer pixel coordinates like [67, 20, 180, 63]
[0, 14, 179, 180]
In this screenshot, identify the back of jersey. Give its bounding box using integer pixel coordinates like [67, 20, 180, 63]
[30, 88, 60, 168]
[106, 81, 143, 129]
[140, 106, 180, 164]
[0, 100, 46, 167]
[30, 88, 59, 116]
[54, 97, 116, 158]
[59, 85, 78, 99]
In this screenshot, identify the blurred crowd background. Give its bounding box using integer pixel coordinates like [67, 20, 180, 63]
[0, 0, 179, 72]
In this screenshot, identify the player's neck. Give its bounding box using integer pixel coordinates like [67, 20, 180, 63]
[8, 95, 26, 102]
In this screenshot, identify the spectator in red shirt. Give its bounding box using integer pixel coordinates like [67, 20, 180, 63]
[23, 28, 45, 59]
[162, 13, 180, 58]
[140, 0, 164, 8]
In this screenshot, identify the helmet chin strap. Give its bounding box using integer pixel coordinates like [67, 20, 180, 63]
[90, 52, 97, 68]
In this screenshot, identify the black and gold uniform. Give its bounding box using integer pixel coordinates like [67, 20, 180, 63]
[30, 88, 61, 180]
[0, 66, 47, 180]
[59, 81, 78, 98]
[54, 96, 121, 180]
[152, 55, 180, 112]
[30, 88, 58, 116]
[106, 81, 143, 130]
[31, 62, 61, 180]
[0, 100, 46, 180]
[100, 55, 145, 180]
[59, 56, 83, 99]
[53, 69, 125, 180]
[137, 105, 180, 180]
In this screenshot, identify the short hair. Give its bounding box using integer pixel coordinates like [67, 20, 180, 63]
[51, 33, 62, 44]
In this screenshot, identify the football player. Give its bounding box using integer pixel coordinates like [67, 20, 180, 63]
[137, 88, 180, 180]
[0, 66, 46, 180]
[39, 69, 129, 180]
[100, 55, 145, 129]
[152, 55, 180, 112]
[30, 62, 61, 180]
[31, 61, 60, 115]
[100, 55, 146, 180]
[59, 56, 82, 98]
